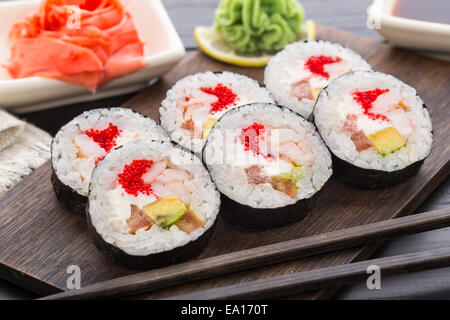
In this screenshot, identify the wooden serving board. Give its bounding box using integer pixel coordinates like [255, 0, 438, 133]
[0, 25, 449, 299]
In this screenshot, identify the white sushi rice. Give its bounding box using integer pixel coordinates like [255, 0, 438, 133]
[264, 41, 372, 119]
[314, 71, 433, 172]
[52, 108, 169, 196]
[204, 103, 332, 209]
[88, 141, 220, 256]
[160, 71, 274, 153]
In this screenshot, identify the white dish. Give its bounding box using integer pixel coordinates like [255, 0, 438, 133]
[368, 0, 450, 53]
[0, 0, 186, 113]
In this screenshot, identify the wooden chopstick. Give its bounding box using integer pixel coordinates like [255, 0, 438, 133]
[165, 246, 450, 300]
[41, 207, 450, 300]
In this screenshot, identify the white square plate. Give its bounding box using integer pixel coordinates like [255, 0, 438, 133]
[0, 0, 186, 113]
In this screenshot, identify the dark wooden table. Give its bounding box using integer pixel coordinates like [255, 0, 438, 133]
[0, 0, 449, 300]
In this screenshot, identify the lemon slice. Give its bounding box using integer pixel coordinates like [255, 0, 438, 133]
[305, 19, 317, 41]
[194, 26, 272, 67]
[194, 20, 317, 68]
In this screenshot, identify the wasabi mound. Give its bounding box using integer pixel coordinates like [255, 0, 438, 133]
[214, 0, 306, 54]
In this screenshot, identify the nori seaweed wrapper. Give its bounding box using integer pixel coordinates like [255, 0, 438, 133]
[51, 167, 87, 216]
[220, 193, 316, 231]
[202, 103, 328, 231]
[331, 153, 425, 189]
[85, 140, 219, 270]
[86, 203, 217, 270]
[50, 108, 170, 216]
[312, 73, 431, 190]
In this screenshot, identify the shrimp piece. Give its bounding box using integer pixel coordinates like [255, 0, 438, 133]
[184, 102, 203, 120]
[150, 181, 168, 197]
[151, 181, 191, 204]
[169, 182, 191, 204]
[142, 160, 167, 184]
[182, 103, 209, 139]
[73, 132, 105, 159]
[277, 128, 303, 144]
[291, 79, 313, 101]
[152, 167, 192, 204]
[73, 157, 96, 181]
[155, 169, 191, 184]
[279, 142, 307, 166]
[387, 108, 413, 139]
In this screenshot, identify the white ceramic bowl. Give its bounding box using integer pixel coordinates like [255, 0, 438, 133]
[0, 0, 186, 113]
[368, 0, 450, 53]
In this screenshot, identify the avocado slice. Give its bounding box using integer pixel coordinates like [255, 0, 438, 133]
[143, 198, 187, 229]
[310, 87, 322, 101]
[368, 127, 405, 156]
[270, 173, 297, 198]
[269, 165, 305, 198]
[291, 166, 305, 182]
[202, 118, 218, 140]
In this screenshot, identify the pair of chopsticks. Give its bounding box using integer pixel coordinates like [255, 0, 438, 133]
[41, 207, 450, 300]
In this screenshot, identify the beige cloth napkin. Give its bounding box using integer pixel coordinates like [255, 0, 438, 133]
[0, 110, 52, 195]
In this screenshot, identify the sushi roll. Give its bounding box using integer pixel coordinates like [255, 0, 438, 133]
[203, 103, 332, 231]
[87, 141, 220, 270]
[314, 71, 433, 189]
[51, 108, 169, 215]
[264, 41, 372, 119]
[160, 71, 274, 153]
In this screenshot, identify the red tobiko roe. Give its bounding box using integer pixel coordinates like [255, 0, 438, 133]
[79, 0, 103, 11]
[200, 83, 238, 114]
[85, 123, 122, 153]
[95, 156, 104, 165]
[118, 159, 154, 197]
[352, 89, 390, 121]
[240, 123, 273, 158]
[305, 55, 342, 79]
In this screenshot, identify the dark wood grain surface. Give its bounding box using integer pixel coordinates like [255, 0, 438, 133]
[165, 247, 450, 300]
[0, 0, 449, 300]
[0, 23, 449, 300]
[41, 208, 450, 300]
